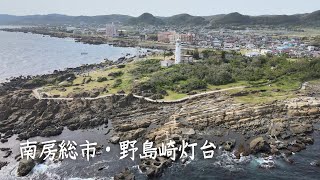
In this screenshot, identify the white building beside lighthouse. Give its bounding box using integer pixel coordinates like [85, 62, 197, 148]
[160, 38, 193, 67]
[175, 39, 181, 64]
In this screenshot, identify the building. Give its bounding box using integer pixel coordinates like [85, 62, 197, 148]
[66, 27, 77, 33]
[181, 55, 193, 63]
[308, 46, 315, 51]
[97, 28, 107, 35]
[158, 32, 173, 43]
[160, 60, 175, 67]
[245, 51, 261, 57]
[158, 31, 194, 44]
[169, 32, 180, 44]
[175, 39, 182, 64]
[106, 23, 118, 37]
[212, 38, 222, 48]
[224, 43, 234, 50]
[180, 33, 194, 44]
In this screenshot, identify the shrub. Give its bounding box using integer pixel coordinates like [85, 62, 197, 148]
[108, 71, 124, 78]
[130, 59, 162, 78]
[179, 78, 207, 93]
[113, 79, 122, 88]
[117, 64, 126, 69]
[56, 73, 76, 82]
[97, 77, 108, 82]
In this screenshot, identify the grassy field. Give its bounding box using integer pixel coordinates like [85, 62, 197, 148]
[44, 62, 138, 97]
[42, 55, 314, 103]
[43, 68, 301, 103]
[230, 76, 301, 104]
[164, 90, 188, 100]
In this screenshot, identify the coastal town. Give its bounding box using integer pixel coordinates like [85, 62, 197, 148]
[14, 22, 320, 58]
[3, 16, 320, 60]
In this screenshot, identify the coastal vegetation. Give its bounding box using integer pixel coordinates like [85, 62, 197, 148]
[41, 51, 320, 103]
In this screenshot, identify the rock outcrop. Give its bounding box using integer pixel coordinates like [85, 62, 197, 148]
[249, 137, 270, 154]
[114, 168, 135, 180]
[17, 159, 35, 176]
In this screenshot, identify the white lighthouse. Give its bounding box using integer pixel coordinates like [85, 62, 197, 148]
[175, 39, 181, 64]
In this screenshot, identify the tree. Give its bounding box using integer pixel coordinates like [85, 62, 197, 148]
[221, 51, 226, 61]
[193, 49, 200, 59]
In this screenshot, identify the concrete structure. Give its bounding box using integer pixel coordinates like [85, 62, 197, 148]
[158, 32, 194, 44]
[106, 23, 118, 37]
[224, 43, 234, 50]
[97, 28, 107, 35]
[308, 46, 315, 51]
[160, 60, 175, 67]
[180, 33, 194, 44]
[66, 27, 77, 32]
[181, 55, 193, 63]
[169, 32, 180, 44]
[245, 51, 260, 57]
[158, 31, 176, 43]
[212, 38, 222, 48]
[175, 39, 182, 64]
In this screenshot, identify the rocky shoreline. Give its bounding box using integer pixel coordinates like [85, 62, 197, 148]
[1, 81, 320, 178]
[0, 27, 173, 50]
[0, 57, 320, 179]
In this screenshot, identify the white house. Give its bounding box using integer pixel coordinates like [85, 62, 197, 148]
[245, 51, 260, 57]
[308, 46, 315, 51]
[224, 43, 234, 50]
[212, 39, 222, 48]
[106, 23, 118, 37]
[160, 60, 175, 67]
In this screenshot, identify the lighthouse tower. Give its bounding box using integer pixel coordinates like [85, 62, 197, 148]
[175, 39, 181, 64]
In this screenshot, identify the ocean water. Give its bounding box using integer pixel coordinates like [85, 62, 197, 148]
[1, 126, 319, 180]
[160, 127, 320, 180]
[0, 29, 143, 82]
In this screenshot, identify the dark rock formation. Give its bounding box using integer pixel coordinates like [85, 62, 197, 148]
[249, 137, 270, 154]
[114, 168, 135, 180]
[17, 159, 35, 176]
[0, 161, 8, 170]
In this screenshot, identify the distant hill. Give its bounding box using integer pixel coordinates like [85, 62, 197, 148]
[300, 10, 320, 26]
[0, 14, 132, 25]
[252, 15, 301, 25]
[163, 14, 208, 26]
[0, 10, 320, 27]
[127, 13, 164, 26]
[205, 11, 320, 27]
[211, 12, 302, 26]
[213, 12, 251, 25]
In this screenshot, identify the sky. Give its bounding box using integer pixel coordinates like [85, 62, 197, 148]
[0, 0, 319, 17]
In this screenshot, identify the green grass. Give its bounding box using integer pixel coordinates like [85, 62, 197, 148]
[234, 91, 296, 104]
[163, 90, 188, 100]
[231, 76, 301, 104]
[207, 81, 249, 90]
[42, 64, 302, 104]
[43, 62, 138, 97]
[41, 55, 310, 105]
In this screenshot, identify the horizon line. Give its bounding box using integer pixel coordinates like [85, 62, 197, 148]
[0, 9, 319, 18]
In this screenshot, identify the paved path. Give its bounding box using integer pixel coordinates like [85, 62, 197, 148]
[32, 86, 246, 103]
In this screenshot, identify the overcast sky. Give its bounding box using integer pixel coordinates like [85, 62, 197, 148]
[0, 0, 319, 16]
